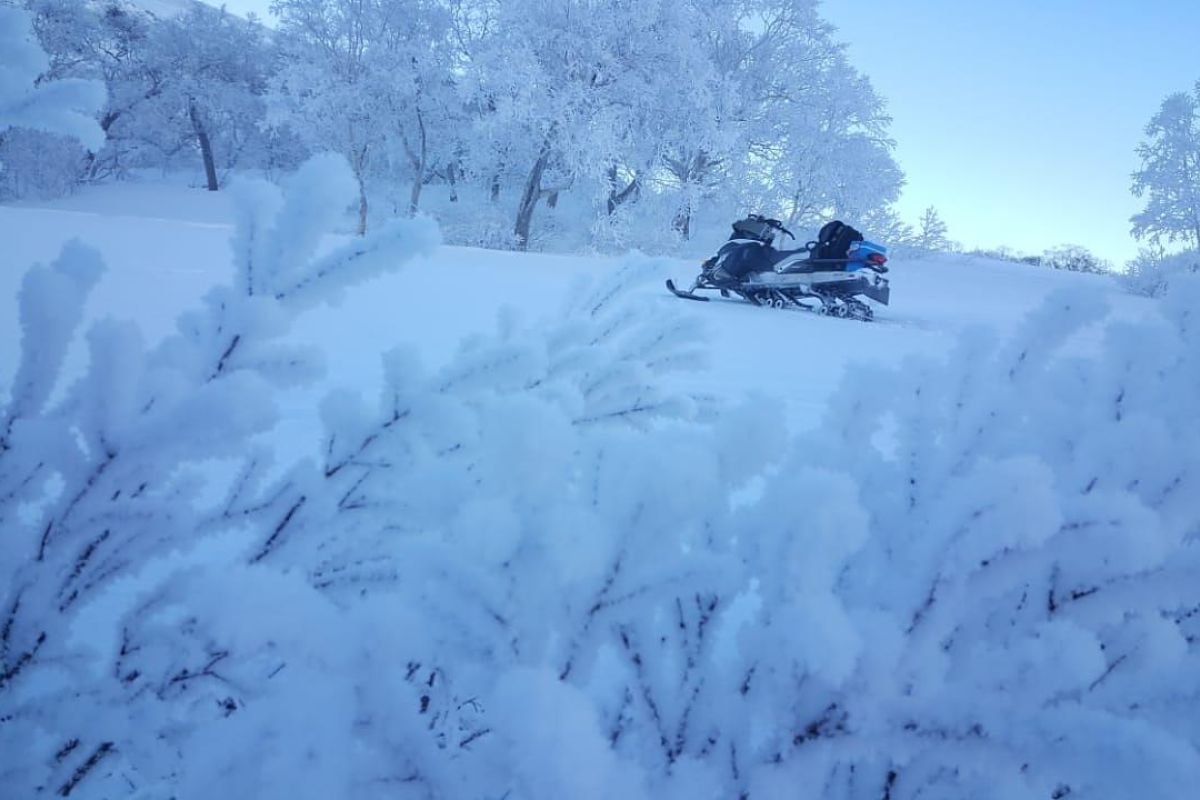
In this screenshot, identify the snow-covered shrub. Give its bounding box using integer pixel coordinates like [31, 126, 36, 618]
[743, 282, 1200, 798]
[1041, 243, 1110, 273]
[0, 153, 440, 796]
[1125, 247, 1200, 297]
[5, 147, 1198, 799]
[0, 144, 725, 796]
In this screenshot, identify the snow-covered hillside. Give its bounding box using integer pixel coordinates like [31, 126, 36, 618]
[3, 174, 1197, 800]
[0, 180, 1148, 438]
[126, 0, 201, 18]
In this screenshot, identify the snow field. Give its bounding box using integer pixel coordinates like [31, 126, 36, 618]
[1, 181, 1148, 442]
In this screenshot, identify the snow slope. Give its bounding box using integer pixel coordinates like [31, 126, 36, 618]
[126, 0, 200, 18]
[0, 180, 1149, 444]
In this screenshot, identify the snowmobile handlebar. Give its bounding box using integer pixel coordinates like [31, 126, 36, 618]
[766, 218, 796, 240]
[744, 213, 795, 241]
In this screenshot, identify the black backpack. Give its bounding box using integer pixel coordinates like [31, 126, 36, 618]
[815, 220, 863, 260]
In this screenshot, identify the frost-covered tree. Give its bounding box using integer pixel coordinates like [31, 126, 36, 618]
[462, 0, 706, 248]
[859, 204, 916, 255]
[273, 0, 463, 232]
[0, 4, 103, 147]
[913, 205, 951, 252]
[271, 2, 379, 234]
[1132, 80, 1200, 251]
[1125, 244, 1200, 297]
[0, 3, 104, 190]
[149, 3, 272, 190]
[367, 0, 459, 216]
[21, 0, 161, 181]
[13, 0, 906, 248]
[660, 0, 900, 238]
[21, 0, 277, 189]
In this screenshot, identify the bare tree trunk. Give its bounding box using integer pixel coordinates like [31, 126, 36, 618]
[82, 110, 121, 181]
[605, 166, 641, 215]
[664, 152, 715, 240]
[356, 177, 368, 237]
[673, 200, 692, 239]
[189, 100, 219, 192]
[351, 144, 369, 236]
[86, 78, 164, 181]
[787, 186, 806, 228]
[514, 142, 552, 250]
[408, 109, 427, 217]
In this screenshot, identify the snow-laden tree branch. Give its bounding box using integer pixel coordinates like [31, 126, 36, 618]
[737, 281, 1200, 799]
[0, 153, 438, 797]
[0, 5, 104, 150]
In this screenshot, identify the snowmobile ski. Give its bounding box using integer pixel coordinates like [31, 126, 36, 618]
[666, 279, 710, 301]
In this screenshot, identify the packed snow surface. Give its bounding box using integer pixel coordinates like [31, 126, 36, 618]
[0, 180, 1147, 440]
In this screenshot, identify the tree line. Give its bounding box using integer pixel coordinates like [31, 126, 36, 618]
[7, 1, 1199, 269]
[6, 0, 904, 249]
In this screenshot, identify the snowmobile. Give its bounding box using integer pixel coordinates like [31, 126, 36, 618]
[666, 215, 891, 321]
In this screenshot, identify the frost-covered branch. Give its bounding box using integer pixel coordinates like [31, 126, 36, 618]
[0, 154, 438, 797]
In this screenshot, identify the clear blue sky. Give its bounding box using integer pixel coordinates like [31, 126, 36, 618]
[222, 0, 1198, 263]
[821, 0, 1200, 263]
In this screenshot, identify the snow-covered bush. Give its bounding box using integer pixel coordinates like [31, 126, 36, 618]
[4, 148, 1198, 798]
[1125, 246, 1200, 297]
[0, 153, 440, 796]
[755, 282, 1200, 798]
[0, 146, 724, 796]
[1041, 243, 1110, 273]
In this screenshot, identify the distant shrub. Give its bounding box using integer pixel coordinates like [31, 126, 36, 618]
[962, 246, 1036, 264]
[1041, 244, 1110, 274]
[961, 245, 1111, 274]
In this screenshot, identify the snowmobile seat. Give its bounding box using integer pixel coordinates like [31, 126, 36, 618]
[712, 239, 774, 282]
[763, 246, 810, 267]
